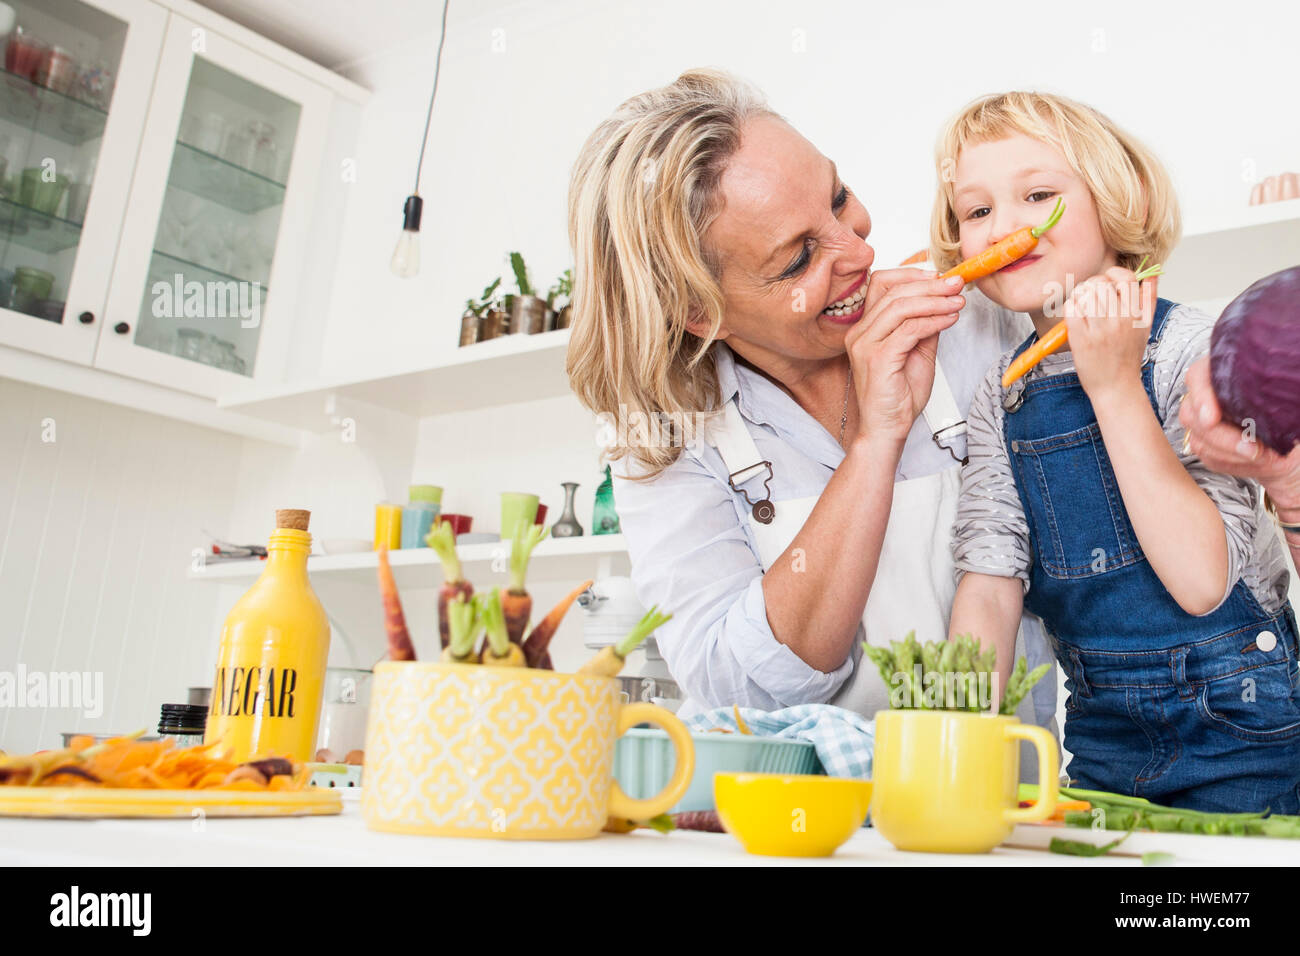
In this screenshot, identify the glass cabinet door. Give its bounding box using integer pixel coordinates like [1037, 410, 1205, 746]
[0, 0, 165, 364]
[98, 15, 329, 397]
[132, 59, 299, 377]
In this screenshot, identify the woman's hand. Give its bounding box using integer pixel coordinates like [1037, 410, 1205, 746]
[843, 268, 965, 447]
[1180, 356, 1300, 517]
[1066, 268, 1155, 405]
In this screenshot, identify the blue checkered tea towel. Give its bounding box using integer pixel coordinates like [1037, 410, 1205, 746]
[684, 704, 874, 779]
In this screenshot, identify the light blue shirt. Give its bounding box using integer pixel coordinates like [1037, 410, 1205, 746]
[612, 290, 1058, 726]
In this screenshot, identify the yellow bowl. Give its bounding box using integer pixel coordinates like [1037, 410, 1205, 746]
[713, 772, 873, 857]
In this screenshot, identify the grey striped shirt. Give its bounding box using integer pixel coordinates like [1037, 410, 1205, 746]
[954, 302, 1292, 615]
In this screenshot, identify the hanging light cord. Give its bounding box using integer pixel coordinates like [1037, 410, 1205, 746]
[413, 0, 451, 194]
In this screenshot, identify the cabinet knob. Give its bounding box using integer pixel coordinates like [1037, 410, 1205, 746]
[113, 322, 130, 335]
[78, 311, 94, 325]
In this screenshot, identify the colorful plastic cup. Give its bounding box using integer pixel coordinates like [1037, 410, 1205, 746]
[500, 492, 539, 541]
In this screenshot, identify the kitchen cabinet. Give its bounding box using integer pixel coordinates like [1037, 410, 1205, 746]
[0, 0, 165, 365]
[96, 13, 330, 396]
[0, 0, 342, 398]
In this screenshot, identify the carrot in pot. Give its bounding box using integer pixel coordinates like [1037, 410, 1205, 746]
[578, 606, 673, 678]
[376, 547, 416, 661]
[502, 522, 549, 646]
[428, 521, 473, 650]
[442, 593, 483, 664]
[1000, 257, 1163, 388]
[479, 588, 525, 667]
[941, 197, 1064, 284]
[522, 579, 594, 669]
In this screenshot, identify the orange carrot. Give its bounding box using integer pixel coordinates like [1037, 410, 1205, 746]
[1000, 259, 1163, 388]
[376, 547, 416, 661]
[1001, 322, 1068, 388]
[942, 198, 1064, 284]
[522, 579, 593, 669]
[503, 523, 549, 646]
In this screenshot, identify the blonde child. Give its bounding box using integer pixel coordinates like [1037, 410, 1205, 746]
[938, 92, 1299, 813]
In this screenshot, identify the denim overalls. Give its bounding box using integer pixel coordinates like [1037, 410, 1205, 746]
[1002, 298, 1300, 813]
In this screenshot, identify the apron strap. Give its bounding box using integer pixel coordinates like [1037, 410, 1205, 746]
[710, 401, 771, 488]
[923, 360, 967, 464]
[711, 361, 966, 474]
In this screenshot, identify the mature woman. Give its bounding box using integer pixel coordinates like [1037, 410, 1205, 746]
[564, 69, 1058, 735]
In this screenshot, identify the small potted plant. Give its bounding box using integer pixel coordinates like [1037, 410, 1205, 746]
[547, 268, 573, 330]
[460, 277, 501, 346]
[506, 252, 548, 335]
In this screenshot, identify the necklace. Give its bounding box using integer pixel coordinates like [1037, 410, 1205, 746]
[839, 362, 853, 447]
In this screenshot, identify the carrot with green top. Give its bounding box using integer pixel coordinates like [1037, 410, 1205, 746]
[1001, 257, 1164, 388]
[428, 521, 473, 650]
[522, 578, 594, 669]
[942, 197, 1065, 284]
[442, 593, 482, 664]
[578, 606, 673, 678]
[502, 522, 548, 646]
[480, 588, 525, 667]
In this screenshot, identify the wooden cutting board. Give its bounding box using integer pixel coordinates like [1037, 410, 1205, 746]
[0, 786, 342, 819]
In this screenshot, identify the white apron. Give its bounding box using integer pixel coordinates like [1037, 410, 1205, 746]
[709, 362, 1037, 726]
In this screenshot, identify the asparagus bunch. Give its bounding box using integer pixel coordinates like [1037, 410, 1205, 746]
[862, 631, 1050, 714]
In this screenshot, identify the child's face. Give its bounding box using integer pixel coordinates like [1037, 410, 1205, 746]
[952, 133, 1117, 320]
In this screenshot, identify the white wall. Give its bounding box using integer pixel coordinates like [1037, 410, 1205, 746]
[319, 0, 1300, 378]
[0, 378, 241, 751]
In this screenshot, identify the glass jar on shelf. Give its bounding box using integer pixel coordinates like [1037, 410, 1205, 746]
[246, 120, 279, 180]
[217, 338, 246, 374]
[220, 124, 253, 169]
[34, 45, 76, 94]
[4, 27, 48, 82]
[174, 326, 204, 362]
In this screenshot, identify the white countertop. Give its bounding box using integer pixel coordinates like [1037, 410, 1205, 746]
[1, 795, 1294, 865]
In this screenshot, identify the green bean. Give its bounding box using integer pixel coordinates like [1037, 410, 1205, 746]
[1049, 832, 1132, 857]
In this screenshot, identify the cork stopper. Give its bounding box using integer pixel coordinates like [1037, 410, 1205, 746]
[275, 509, 311, 531]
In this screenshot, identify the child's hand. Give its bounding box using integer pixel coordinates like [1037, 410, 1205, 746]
[1064, 267, 1158, 405]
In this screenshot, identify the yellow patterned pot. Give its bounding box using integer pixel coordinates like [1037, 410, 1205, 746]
[362, 662, 695, 839]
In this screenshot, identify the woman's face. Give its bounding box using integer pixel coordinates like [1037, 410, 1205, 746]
[703, 116, 874, 367]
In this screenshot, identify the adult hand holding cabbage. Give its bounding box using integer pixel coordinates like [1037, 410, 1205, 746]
[1181, 358, 1300, 532]
[1181, 266, 1300, 543]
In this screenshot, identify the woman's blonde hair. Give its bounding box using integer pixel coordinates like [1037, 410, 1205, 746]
[929, 91, 1180, 274]
[566, 68, 778, 479]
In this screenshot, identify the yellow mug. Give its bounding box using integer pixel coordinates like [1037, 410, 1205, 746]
[362, 662, 694, 839]
[870, 710, 1058, 853]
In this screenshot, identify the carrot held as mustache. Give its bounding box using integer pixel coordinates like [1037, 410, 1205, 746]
[941, 197, 1065, 284]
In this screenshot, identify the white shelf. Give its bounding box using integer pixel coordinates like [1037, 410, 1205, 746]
[0, 344, 303, 448]
[1183, 197, 1300, 238]
[189, 533, 629, 589]
[216, 328, 572, 430]
[1163, 199, 1300, 305]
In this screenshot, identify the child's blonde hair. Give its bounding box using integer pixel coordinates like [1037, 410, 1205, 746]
[929, 91, 1180, 274]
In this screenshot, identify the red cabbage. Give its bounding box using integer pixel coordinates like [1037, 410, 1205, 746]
[1209, 266, 1300, 455]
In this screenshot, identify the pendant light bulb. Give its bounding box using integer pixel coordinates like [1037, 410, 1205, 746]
[390, 195, 423, 278]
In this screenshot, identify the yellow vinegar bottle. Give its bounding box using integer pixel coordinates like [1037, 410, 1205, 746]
[205, 509, 331, 762]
